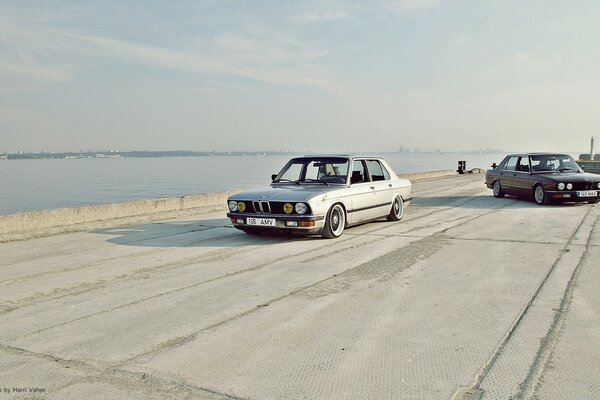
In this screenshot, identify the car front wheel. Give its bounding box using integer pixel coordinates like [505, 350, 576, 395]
[492, 181, 505, 198]
[322, 203, 345, 239]
[534, 185, 550, 205]
[387, 195, 405, 221]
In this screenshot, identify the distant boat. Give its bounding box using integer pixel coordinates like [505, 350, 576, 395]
[576, 136, 600, 174]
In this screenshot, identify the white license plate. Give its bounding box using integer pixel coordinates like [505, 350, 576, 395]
[246, 217, 276, 226]
[577, 190, 598, 197]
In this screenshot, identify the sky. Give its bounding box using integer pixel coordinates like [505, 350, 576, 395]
[1, 1, 599, 154]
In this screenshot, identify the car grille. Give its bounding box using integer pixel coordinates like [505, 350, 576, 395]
[252, 200, 272, 214]
[235, 201, 308, 215]
[572, 182, 598, 190]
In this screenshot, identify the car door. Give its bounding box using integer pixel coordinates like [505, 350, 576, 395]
[512, 156, 533, 196]
[365, 159, 393, 217]
[499, 156, 519, 195]
[347, 159, 379, 223]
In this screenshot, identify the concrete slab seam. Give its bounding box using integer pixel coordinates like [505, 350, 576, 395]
[0, 342, 244, 400]
[454, 207, 594, 399]
[519, 213, 599, 399]
[0, 230, 250, 317]
[113, 234, 453, 369]
[3, 241, 342, 344]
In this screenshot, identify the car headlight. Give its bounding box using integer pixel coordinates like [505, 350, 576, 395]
[295, 203, 307, 214]
[557, 183, 565, 190]
[237, 202, 246, 212]
[597, 182, 600, 189]
[283, 203, 293, 214]
[566, 183, 573, 190]
[228, 201, 238, 212]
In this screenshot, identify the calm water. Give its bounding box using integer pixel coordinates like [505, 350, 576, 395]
[0, 153, 505, 215]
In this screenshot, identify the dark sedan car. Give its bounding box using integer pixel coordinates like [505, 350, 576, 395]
[485, 153, 600, 205]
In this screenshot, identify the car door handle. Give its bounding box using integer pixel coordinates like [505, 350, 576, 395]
[370, 186, 375, 190]
[388, 184, 392, 187]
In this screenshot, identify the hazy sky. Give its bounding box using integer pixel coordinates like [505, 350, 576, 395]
[1, 1, 599, 153]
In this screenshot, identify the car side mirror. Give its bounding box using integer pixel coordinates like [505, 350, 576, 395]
[491, 163, 498, 169]
[271, 174, 278, 181]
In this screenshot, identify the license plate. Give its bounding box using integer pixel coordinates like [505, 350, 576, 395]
[246, 217, 276, 227]
[576, 190, 598, 197]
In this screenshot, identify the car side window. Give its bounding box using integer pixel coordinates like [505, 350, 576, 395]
[366, 160, 389, 181]
[351, 160, 366, 184]
[503, 156, 518, 171]
[516, 157, 530, 173]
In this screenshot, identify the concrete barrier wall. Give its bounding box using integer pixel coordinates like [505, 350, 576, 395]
[0, 191, 238, 242]
[0, 169, 474, 242]
[398, 169, 458, 181]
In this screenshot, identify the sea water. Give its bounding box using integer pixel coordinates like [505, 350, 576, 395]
[0, 153, 505, 215]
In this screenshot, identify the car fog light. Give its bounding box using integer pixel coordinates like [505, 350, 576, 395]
[597, 182, 600, 189]
[295, 203, 307, 214]
[237, 202, 246, 212]
[228, 201, 238, 212]
[557, 183, 565, 190]
[298, 220, 315, 227]
[286, 221, 298, 227]
[236, 218, 244, 224]
[566, 183, 573, 190]
[283, 203, 293, 214]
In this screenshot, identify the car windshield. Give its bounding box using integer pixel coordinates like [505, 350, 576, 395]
[530, 154, 581, 173]
[274, 157, 350, 184]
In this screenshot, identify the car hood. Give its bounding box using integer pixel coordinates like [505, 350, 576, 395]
[230, 184, 342, 202]
[537, 172, 600, 183]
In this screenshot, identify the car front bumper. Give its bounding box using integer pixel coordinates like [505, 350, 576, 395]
[545, 189, 600, 202]
[226, 212, 326, 234]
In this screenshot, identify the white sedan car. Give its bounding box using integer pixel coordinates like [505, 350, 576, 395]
[226, 155, 412, 238]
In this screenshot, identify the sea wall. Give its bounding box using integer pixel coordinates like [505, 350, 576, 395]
[399, 169, 459, 181]
[0, 169, 466, 242]
[0, 191, 239, 242]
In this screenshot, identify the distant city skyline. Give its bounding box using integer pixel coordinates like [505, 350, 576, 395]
[1, 1, 599, 154]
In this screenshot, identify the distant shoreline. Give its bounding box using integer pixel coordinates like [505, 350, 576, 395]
[1, 149, 505, 160]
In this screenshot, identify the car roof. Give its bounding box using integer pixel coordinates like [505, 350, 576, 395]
[297, 154, 384, 159]
[507, 152, 571, 156]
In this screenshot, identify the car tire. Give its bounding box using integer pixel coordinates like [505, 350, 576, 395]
[322, 203, 345, 239]
[387, 195, 405, 221]
[492, 181, 505, 198]
[534, 184, 550, 205]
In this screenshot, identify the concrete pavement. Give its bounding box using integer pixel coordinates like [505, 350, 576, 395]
[0, 173, 598, 399]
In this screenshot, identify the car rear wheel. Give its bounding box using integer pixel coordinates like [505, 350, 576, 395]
[492, 181, 505, 198]
[534, 184, 550, 205]
[322, 203, 345, 239]
[387, 195, 404, 221]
